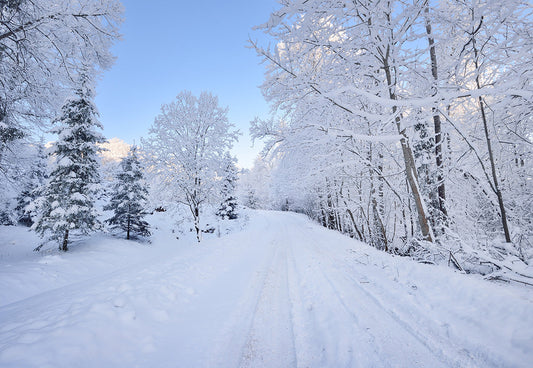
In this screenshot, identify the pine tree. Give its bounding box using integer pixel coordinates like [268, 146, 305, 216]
[216, 153, 239, 220]
[33, 82, 104, 251]
[15, 141, 47, 226]
[105, 146, 150, 240]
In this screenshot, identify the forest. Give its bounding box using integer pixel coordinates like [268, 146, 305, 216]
[1, 0, 532, 279]
[1, 1, 533, 367]
[244, 0, 533, 279]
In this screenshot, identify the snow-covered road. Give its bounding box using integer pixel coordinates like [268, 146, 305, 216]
[1, 211, 532, 367]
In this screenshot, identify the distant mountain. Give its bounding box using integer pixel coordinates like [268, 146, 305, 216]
[99, 137, 130, 165]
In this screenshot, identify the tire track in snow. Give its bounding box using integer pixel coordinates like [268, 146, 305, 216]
[339, 258, 507, 367]
[339, 267, 481, 367]
[289, 236, 394, 367]
[207, 240, 278, 368]
[300, 226, 474, 367]
[238, 228, 297, 368]
[286, 230, 354, 368]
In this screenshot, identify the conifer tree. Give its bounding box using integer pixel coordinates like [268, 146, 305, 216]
[33, 81, 104, 251]
[216, 153, 239, 220]
[15, 141, 48, 226]
[105, 146, 150, 240]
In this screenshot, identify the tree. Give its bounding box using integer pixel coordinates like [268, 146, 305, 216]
[33, 81, 104, 251]
[446, 0, 532, 244]
[216, 153, 239, 220]
[250, 0, 533, 271]
[143, 91, 239, 242]
[105, 146, 150, 240]
[0, 0, 122, 169]
[0, 135, 38, 225]
[15, 140, 47, 226]
[251, 0, 435, 242]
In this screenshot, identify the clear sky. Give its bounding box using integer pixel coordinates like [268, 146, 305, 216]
[94, 0, 278, 168]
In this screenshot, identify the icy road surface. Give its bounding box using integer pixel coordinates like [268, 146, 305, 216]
[1, 210, 532, 367]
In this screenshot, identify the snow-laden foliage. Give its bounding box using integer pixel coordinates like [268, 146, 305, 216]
[105, 146, 150, 240]
[142, 91, 239, 242]
[33, 82, 104, 251]
[14, 140, 47, 226]
[0, 137, 44, 225]
[237, 156, 274, 210]
[216, 153, 239, 220]
[0, 0, 122, 151]
[250, 0, 533, 275]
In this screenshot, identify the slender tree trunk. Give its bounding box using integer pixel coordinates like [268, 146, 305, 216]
[127, 213, 131, 240]
[194, 205, 201, 243]
[383, 59, 434, 242]
[424, 6, 448, 233]
[367, 142, 388, 249]
[471, 26, 512, 243]
[345, 207, 364, 241]
[192, 177, 202, 243]
[476, 95, 511, 242]
[61, 229, 69, 252]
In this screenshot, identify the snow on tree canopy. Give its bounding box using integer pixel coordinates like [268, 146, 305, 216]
[32, 81, 105, 251]
[105, 146, 151, 240]
[142, 91, 239, 242]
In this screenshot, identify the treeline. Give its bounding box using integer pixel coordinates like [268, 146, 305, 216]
[248, 0, 533, 275]
[0, 1, 239, 250]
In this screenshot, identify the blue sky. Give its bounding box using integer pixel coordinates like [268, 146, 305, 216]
[95, 0, 278, 168]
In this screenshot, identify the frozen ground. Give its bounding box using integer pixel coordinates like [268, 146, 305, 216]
[1, 210, 532, 367]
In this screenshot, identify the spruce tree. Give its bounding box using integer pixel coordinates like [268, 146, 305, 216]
[216, 153, 239, 220]
[33, 82, 104, 251]
[15, 141, 48, 226]
[105, 146, 150, 239]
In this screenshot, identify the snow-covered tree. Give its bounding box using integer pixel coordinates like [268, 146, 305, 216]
[216, 153, 239, 220]
[33, 82, 104, 251]
[0, 0, 122, 163]
[237, 156, 273, 210]
[105, 146, 150, 240]
[15, 140, 47, 226]
[0, 136, 39, 225]
[250, 0, 533, 271]
[142, 91, 239, 242]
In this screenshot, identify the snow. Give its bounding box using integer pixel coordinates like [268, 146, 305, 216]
[1, 210, 532, 367]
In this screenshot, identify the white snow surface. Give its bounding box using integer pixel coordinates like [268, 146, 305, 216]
[1, 210, 532, 368]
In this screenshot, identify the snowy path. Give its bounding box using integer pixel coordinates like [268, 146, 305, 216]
[1, 211, 532, 367]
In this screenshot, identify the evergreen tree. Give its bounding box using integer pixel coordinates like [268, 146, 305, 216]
[15, 141, 47, 226]
[105, 146, 150, 240]
[33, 82, 104, 251]
[216, 153, 238, 220]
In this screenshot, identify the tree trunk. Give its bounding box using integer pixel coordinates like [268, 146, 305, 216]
[367, 142, 388, 248]
[61, 229, 69, 252]
[477, 95, 511, 243]
[383, 59, 434, 242]
[345, 207, 364, 241]
[194, 205, 201, 243]
[471, 27, 512, 243]
[424, 6, 448, 234]
[127, 213, 131, 240]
